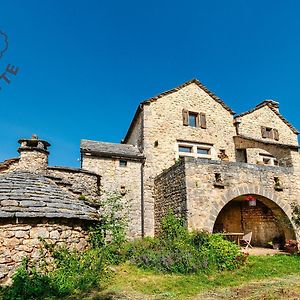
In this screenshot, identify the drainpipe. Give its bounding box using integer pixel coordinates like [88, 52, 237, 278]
[141, 162, 145, 238]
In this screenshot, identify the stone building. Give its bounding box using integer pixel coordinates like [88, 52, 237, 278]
[81, 79, 300, 245]
[0, 136, 100, 284]
[1, 78, 300, 282]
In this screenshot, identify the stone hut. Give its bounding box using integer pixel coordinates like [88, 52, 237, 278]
[0, 136, 100, 284]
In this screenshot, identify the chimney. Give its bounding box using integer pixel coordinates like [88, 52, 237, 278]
[16, 134, 50, 172]
[256, 100, 280, 112]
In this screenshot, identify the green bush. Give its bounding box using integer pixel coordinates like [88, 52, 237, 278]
[128, 213, 247, 274]
[0, 258, 57, 300]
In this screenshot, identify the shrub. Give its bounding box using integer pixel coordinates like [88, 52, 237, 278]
[0, 258, 57, 300]
[128, 213, 247, 273]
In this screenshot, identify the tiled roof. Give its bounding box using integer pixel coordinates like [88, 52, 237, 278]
[0, 171, 99, 220]
[80, 139, 144, 160]
[235, 100, 299, 134]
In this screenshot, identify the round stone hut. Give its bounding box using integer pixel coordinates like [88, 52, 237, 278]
[0, 136, 100, 284]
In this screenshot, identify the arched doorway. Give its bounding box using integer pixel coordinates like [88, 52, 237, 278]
[213, 194, 296, 247]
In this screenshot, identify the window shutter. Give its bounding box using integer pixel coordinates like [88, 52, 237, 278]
[182, 109, 189, 126]
[273, 129, 279, 141]
[261, 126, 267, 138]
[200, 113, 207, 129]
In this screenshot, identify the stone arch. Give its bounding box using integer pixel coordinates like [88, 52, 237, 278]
[206, 184, 295, 235]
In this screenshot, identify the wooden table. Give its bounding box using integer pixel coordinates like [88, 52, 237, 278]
[222, 232, 244, 246]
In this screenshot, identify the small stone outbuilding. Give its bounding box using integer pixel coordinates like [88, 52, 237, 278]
[0, 136, 100, 284]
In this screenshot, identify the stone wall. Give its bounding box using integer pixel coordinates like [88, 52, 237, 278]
[154, 158, 299, 240]
[82, 155, 142, 238]
[47, 167, 101, 201]
[154, 160, 187, 234]
[236, 105, 298, 146]
[0, 217, 90, 285]
[215, 200, 286, 246]
[142, 83, 236, 236]
[184, 158, 299, 235]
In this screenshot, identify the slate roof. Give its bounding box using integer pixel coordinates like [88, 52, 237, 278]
[0, 171, 99, 220]
[81, 139, 144, 160]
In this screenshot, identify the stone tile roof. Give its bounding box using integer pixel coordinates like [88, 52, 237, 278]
[80, 139, 144, 160]
[0, 171, 99, 220]
[235, 100, 299, 134]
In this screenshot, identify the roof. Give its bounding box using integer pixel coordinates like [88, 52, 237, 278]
[80, 139, 144, 161]
[235, 100, 299, 134]
[0, 171, 99, 220]
[124, 78, 235, 143]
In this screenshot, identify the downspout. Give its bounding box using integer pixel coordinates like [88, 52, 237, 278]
[141, 162, 145, 237]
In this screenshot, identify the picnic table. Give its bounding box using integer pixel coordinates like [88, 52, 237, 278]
[222, 232, 244, 246]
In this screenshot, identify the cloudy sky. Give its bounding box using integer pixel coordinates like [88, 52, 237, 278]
[0, 0, 299, 166]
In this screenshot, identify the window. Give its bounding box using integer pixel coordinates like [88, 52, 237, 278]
[182, 109, 206, 128]
[263, 158, 271, 165]
[259, 153, 278, 166]
[179, 146, 192, 153]
[177, 141, 213, 159]
[261, 127, 279, 141]
[119, 160, 127, 167]
[188, 112, 198, 127]
[197, 148, 209, 155]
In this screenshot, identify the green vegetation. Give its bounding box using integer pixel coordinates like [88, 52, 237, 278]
[1, 204, 299, 300]
[126, 213, 246, 273]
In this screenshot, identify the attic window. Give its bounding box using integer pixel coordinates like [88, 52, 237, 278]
[119, 160, 127, 167]
[261, 127, 279, 140]
[189, 112, 198, 127]
[182, 109, 206, 128]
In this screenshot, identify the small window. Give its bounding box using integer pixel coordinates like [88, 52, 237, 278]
[197, 148, 209, 155]
[182, 109, 206, 128]
[119, 160, 127, 167]
[263, 158, 271, 165]
[179, 146, 192, 153]
[265, 127, 273, 139]
[189, 113, 198, 127]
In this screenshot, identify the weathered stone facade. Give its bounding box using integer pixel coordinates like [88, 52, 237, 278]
[0, 218, 89, 284]
[1, 78, 299, 283]
[0, 136, 100, 284]
[81, 79, 299, 240]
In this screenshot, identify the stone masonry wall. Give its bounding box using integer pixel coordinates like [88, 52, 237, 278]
[0, 218, 90, 285]
[126, 111, 144, 152]
[47, 167, 101, 201]
[82, 155, 142, 238]
[142, 83, 237, 236]
[183, 158, 300, 237]
[237, 105, 298, 146]
[154, 160, 187, 234]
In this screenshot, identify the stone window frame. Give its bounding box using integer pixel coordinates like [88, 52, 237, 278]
[176, 141, 215, 160]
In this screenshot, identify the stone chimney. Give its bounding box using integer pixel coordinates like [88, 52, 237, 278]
[16, 135, 50, 172]
[256, 100, 280, 112]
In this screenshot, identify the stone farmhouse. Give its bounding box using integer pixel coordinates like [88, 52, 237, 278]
[0, 78, 299, 283]
[81, 79, 299, 242]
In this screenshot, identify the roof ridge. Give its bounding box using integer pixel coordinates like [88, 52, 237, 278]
[141, 78, 235, 114]
[235, 102, 299, 134]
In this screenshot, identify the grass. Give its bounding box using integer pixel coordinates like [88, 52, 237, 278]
[79, 255, 300, 300]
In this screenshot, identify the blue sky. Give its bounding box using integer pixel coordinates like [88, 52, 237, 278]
[0, 0, 299, 167]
